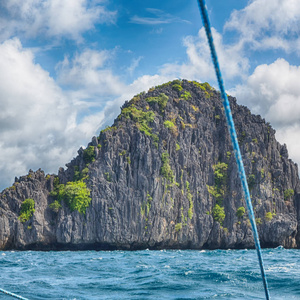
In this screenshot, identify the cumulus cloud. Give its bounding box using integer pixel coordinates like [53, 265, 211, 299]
[0, 39, 110, 190]
[160, 28, 249, 83]
[231, 58, 300, 164]
[0, 0, 116, 41]
[225, 0, 300, 53]
[56, 48, 126, 98]
[160, 28, 249, 81]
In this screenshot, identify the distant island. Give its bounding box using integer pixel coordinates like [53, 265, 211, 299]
[0, 79, 299, 250]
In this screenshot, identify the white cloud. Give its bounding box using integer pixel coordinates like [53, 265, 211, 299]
[56, 48, 126, 97]
[127, 56, 143, 76]
[231, 58, 300, 164]
[160, 28, 249, 82]
[225, 0, 300, 53]
[0, 0, 117, 41]
[130, 8, 190, 25]
[0, 39, 110, 190]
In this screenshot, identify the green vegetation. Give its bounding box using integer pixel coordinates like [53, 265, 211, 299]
[191, 105, 198, 112]
[164, 120, 175, 129]
[131, 94, 141, 103]
[161, 152, 175, 183]
[73, 166, 89, 181]
[256, 218, 262, 225]
[164, 120, 178, 136]
[190, 81, 214, 98]
[176, 143, 180, 151]
[119, 150, 126, 156]
[145, 93, 169, 111]
[49, 173, 91, 214]
[122, 106, 155, 128]
[172, 83, 183, 92]
[238, 131, 246, 144]
[181, 91, 192, 100]
[155, 79, 180, 90]
[141, 193, 153, 217]
[226, 151, 231, 160]
[104, 172, 112, 182]
[247, 174, 256, 190]
[175, 223, 182, 232]
[53, 176, 59, 187]
[49, 200, 62, 213]
[214, 162, 228, 187]
[207, 162, 228, 205]
[252, 138, 258, 144]
[207, 163, 228, 225]
[265, 211, 273, 222]
[212, 204, 225, 225]
[83, 146, 96, 164]
[52, 181, 91, 214]
[184, 180, 193, 219]
[284, 189, 294, 200]
[155, 82, 172, 89]
[236, 206, 245, 218]
[19, 198, 35, 222]
[187, 192, 193, 219]
[186, 181, 190, 190]
[172, 79, 181, 85]
[121, 105, 158, 146]
[100, 125, 117, 134]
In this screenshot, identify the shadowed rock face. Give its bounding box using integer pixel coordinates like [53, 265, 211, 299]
[0, 79, 299, 250]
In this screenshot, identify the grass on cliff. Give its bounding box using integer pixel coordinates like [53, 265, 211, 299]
[190, 81, 214, 98]
[121, 105, 158, 146]
[161, 152, 175, 183]
[50, 180, 91, 215]
[19, 198, 35, 222]
[207, 162, 228, 205]
[212, 204, 225, 225]
[145, 93, 169, 111]
[83, 146, 96, 164]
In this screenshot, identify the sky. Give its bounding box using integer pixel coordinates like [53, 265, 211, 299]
[1, 0, 300, 190]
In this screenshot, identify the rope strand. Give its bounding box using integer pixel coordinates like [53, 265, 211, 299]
[0, 287, 29, 300]
[197, 1, 270, 299]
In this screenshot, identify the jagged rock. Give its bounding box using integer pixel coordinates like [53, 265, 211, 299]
[0, 79, 299, 250]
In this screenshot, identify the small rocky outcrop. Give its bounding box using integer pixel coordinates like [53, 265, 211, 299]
[0, 79, 299, 250]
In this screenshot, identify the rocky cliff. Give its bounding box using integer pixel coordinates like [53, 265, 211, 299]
[1, 79, 299, 250]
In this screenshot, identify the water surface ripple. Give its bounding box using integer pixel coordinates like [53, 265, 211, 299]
[0, 248, 299, 299]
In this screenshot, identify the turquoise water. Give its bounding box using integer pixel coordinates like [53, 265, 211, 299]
[0, 248, 299, 299]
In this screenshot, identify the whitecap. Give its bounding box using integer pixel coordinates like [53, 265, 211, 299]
[184, 271, 193, 275]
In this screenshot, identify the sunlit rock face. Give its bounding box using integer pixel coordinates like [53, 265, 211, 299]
[0, 80, 299, 250]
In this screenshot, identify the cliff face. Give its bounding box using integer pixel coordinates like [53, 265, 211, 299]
[1, 79, 300, 250]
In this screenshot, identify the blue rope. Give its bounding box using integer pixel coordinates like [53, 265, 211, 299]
[197, 1, 270, 299]
[0, 287, 29, 300]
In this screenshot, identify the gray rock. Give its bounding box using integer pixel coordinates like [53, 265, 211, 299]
[0, 79, 300, 250]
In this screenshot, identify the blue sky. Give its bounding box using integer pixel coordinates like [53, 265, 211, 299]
[1, 0, 300, 190]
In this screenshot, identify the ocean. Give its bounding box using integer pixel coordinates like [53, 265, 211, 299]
[0, 248, 299, 299]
